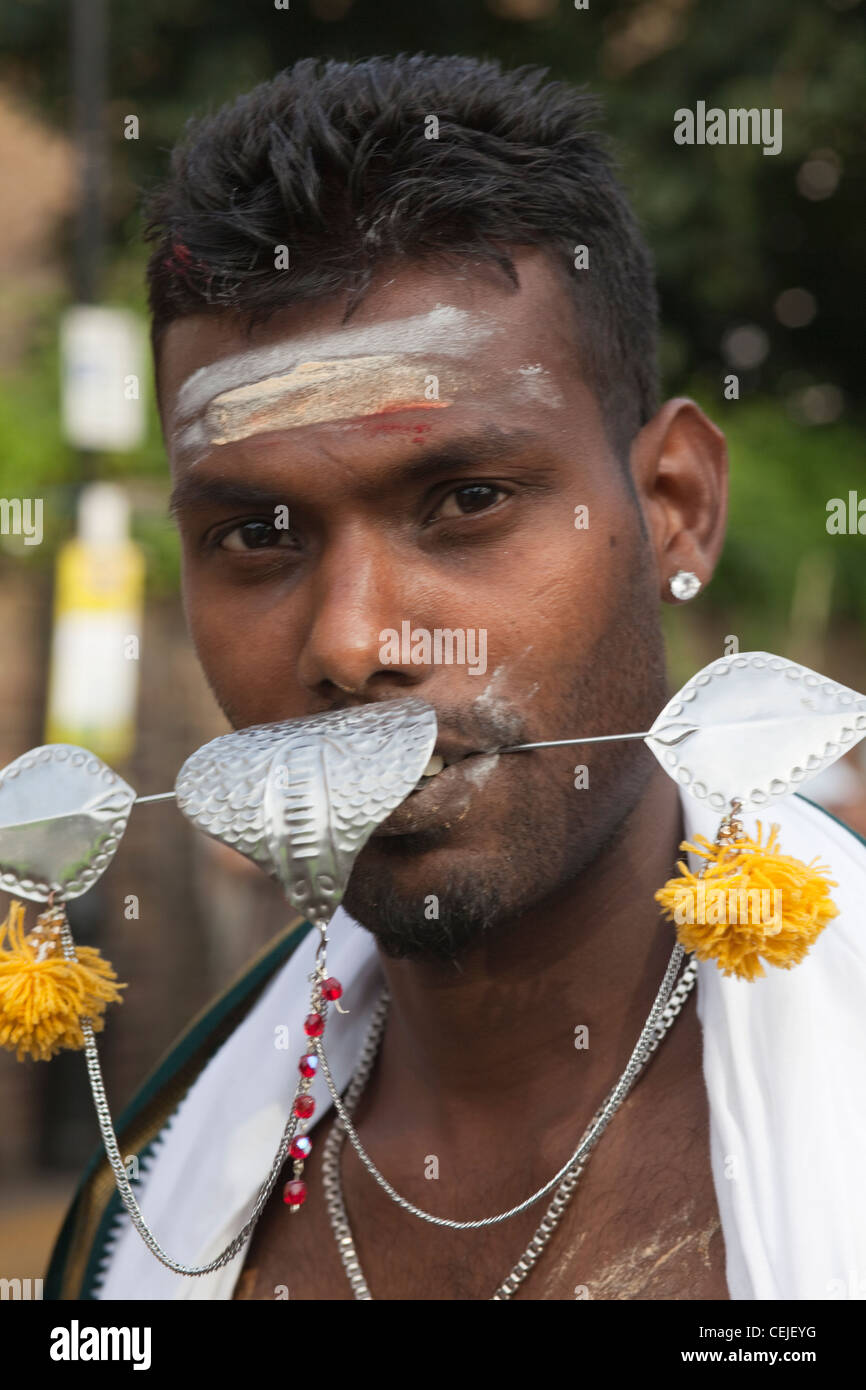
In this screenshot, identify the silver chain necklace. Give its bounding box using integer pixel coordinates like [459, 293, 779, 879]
[319, 943, 698, 1299]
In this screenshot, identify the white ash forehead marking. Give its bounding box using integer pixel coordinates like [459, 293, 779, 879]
[172, 305, 497, 430]
[202, 355, 460, 446]
[516, 363, 563, 407]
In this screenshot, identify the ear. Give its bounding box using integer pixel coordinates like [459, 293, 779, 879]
[628, 397, 728, 603]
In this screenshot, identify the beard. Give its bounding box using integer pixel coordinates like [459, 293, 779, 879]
[341, 540, 671, 964]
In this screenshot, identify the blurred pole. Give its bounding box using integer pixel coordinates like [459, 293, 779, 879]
[70, 0, 107, 489]
[71, 0, 107, 305]
[41, 0, 113, 1174]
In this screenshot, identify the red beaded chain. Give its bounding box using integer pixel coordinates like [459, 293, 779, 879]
[282, 969, 343, 1212]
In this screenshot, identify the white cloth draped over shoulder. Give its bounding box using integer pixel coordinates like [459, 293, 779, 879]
[95, 789, 866, 1301]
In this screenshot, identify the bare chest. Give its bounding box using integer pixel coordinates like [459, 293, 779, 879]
[234, 1072, 728, 1302]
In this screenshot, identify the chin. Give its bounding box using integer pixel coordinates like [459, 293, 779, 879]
[341, 856, 513, 964]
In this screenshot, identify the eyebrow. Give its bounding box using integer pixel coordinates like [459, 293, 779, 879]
[358, 427, 545, 494]
[167, 477, 292, 518]
[167, 426, 546, 517]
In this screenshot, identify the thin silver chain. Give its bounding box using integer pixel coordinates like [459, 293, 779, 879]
[58, 894, 696, 1288]
[317, 941, 690, 1228]
[58, 910, 316, 1277]
[320, 944, 698, 1299]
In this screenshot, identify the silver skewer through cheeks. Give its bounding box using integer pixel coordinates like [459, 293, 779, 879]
[4, 653, 865, 860]
[138, 649, 866, 818]
[499, 726, 693, 752]
[3, 654, 865, 867]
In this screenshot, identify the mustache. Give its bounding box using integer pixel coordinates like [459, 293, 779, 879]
[415, 699, 532, 754]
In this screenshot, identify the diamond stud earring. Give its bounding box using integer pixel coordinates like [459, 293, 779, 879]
[669, 570, 702, 601]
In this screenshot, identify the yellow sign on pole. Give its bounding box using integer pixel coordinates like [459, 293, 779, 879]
[45, 485, 145, 764]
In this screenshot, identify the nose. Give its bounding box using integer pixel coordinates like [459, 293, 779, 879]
[295, 524, 425, 699]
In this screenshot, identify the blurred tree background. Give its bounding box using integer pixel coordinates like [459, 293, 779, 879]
[3, 0, 864, 1271]
[1, 0, 864, 655]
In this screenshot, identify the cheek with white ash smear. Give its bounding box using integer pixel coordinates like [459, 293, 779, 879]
[471, 654, 538, 749]
[462, 753, 501, 790]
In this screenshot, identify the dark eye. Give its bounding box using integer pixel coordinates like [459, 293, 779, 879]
[218, 520, 298, 552]
[434, 484, 507, 519]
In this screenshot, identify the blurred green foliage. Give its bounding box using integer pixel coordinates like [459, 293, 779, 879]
[0, 0, 863, 614]
[700, 388, 866, 626]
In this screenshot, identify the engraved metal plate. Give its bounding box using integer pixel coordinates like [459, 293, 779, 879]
[645, 651, 866, 812]
[0, 745, 136, 902]
[175, 699, 438, 924]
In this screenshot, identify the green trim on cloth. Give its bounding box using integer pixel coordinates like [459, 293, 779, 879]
[797, 792, 866, 850]
[44, 915, 313, 1300]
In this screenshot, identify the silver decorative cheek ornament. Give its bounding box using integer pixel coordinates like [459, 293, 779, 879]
[0, 745, 135, 1061]
[502, 650, 865, 982]
[174, 697, 438, 1212]
[0, 697, 436, 1275]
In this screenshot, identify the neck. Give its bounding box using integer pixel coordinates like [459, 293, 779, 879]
[368, 767, 687, 1136]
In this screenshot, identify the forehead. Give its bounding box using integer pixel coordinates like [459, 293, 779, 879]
[157, 252, 585, 454]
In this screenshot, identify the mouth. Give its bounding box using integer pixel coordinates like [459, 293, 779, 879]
[371, 745, 501, 838]
[409, 745, 479, 792]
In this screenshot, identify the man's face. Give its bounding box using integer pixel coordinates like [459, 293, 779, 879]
[160, 251, 671, 961]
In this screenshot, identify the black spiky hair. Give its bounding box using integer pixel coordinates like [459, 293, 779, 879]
[144, 53, 659, 456]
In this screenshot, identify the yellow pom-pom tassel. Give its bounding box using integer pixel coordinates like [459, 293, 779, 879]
[655, 817, 839, 981]
[0, 900, 125, 1062]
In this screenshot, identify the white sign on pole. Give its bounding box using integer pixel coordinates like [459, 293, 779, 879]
[60, 305, 146, 451]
